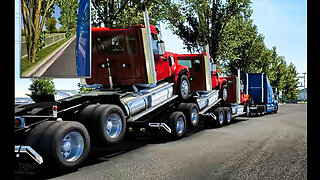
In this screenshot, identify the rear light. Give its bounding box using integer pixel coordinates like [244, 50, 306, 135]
[52, 106, 58, 118]
[14, 117, 25, 128]
[15, 119, 21, 126]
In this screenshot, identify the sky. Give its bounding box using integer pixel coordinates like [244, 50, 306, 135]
[15, 0, 307, 97]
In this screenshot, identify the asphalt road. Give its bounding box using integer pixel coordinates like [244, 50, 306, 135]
[16, 104, 307, 179]
[42, 38, 78, 78]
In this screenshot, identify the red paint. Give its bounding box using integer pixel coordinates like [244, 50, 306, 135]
[86, 25, 190, 87]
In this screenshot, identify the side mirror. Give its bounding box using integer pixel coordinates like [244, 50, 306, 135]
[157, 40, 165, 56]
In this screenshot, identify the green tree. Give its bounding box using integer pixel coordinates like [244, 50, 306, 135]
[45, 17, 57, 34]
[56, 0, 79, 37]
[29, 78, 56, 96]
[220, 15, 264, 74]
[91, 0, 170, 29]
[21, 0, 55, 63]
[282, 63, 299, 100]
[164, 0, 252, 62]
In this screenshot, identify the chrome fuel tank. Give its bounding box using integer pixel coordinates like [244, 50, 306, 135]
[121, 82, 173, 117]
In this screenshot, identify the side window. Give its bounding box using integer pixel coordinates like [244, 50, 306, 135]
[96, 35, 124, 55]
[126, 35, 137, 55]
[178, 60, 192, 69]
[194, 59, 201, 71]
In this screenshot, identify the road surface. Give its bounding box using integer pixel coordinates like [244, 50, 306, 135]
[42, 38, 78, 78]
[16, 104, 307, 179]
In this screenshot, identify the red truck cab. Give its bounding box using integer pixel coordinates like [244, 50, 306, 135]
[86, 25, 190, 100]
[175, 53, 227, 101]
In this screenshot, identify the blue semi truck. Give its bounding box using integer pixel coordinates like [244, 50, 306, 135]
[242, 73, 278, 116]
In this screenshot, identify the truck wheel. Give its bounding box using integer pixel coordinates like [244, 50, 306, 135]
[221, 84, 228, 103]
[168, 111, 187, 139]
[79, 104, 99, 131]
[275, 104, 278, 113]
[39, 121, 90, 170]
[178, 75, 190, 101]
[245, 106, 250, 117]
[91, 104, 126, 145]
[25, 121, 56, 150]
[214, 107, 225, 128]
[263, 105, 267, 115]
[223, 107, 232, 125]
[178, 103, 200, 128]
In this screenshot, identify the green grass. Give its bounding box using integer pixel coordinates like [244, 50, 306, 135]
[21, 36, 72, 77]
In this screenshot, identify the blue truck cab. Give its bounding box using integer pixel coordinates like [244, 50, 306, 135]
[75, 0, 90, 77]
[242, 73, 278, 115]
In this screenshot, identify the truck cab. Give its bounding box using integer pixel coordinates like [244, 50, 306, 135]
[86, 25, 190, 100]
[176, 53, 227, 101]
[85, 25, 190, 99]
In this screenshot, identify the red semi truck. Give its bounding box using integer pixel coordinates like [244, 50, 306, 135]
[14, 9, 253, 172]
[86, 25, 191, 100]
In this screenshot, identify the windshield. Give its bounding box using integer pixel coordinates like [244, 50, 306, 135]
[94, 34, 137, 55]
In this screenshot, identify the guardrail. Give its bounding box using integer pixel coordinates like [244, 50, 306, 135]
[21, 33, 66, 58]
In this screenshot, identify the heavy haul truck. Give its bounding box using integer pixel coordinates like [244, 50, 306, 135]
[14, 49, 251, 172]
[14, 4, 276, 172]
[242, 73, 279, 115]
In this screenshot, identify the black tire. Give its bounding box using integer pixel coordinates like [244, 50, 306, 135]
[263, 105, 267, 115]
[177, 75, 190, 101]
[39, 121, 90, 170]
[223, 107, 232, 125]
[214, 107, 225, 128]
[177, 103, 200, 128]
[25, 121, 56, 150]
[245, 105, 251, 117]
[91, 104, 126, 145]
[79, 104, 99, 131]
[167, 111, 187, 139]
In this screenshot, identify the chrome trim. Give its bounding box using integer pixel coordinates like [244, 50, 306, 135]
[199, 98, 221, 115]
[128, 95, 178, 122]
[15, 145, 43, 164]
[149, 123, 172, 133]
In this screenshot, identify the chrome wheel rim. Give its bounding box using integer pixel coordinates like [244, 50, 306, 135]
[222, 88, 227, 101]
[219, 112, 224, 125]
[105, 113, 122, 138]
[226, 111, 231, 123]
[176, 117, 185, 134]
[61, 132, 84, 162]
[191, 108, 199, 125]
[181, 80, 189, 96]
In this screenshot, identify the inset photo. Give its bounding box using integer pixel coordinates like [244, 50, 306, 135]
[20, 0, 91, 78]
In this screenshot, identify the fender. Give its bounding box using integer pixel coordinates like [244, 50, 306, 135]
[172, 65, 190, 83]
[218, 77, 227, 90]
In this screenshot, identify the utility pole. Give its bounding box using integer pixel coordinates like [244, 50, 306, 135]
[296, 72, 307, 102]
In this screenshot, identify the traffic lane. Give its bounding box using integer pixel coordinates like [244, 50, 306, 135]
[181, 104, 307, 179]
[16, 104, 307, 179]
[42, 38, 78, 77]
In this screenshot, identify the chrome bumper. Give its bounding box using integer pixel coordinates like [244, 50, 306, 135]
[15, 146, 43, 164]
